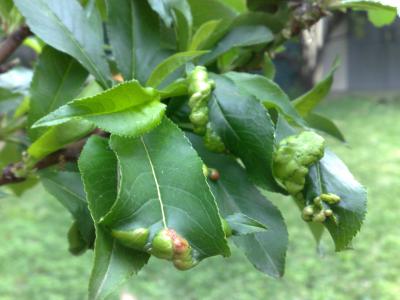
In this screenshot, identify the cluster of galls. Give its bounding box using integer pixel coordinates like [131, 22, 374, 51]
[302, 193, 341, 223]
[273, 131, 325, 199]
[112, 227, 198, 271]
[187, 66, 225, 153]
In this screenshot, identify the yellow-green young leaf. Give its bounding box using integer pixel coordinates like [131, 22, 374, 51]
[189, 20, 222, 50]
[14, 0, 112, 88]
[368, 8, 397, 26]
[103, 118, 230, 260]
[293, 59, 340, 117]
[188, 134, 288, 277]
[146, 51, 208, 88]
[304, 150, 367, 251]
[79, 137, 149, 300]
[28, 120, 95, 160]
[28, 46, 88, 140]
[32, 81, 166, 137]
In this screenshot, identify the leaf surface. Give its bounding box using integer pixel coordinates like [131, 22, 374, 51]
[15, 0, 111, 88]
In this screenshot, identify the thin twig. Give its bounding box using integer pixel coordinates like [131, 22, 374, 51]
[0, 25, 31, 65]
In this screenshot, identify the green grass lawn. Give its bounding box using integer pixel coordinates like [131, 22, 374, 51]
[1, 95, 400, 300]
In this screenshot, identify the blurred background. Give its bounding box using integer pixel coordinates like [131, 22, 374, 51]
[1, 9, 400, 300]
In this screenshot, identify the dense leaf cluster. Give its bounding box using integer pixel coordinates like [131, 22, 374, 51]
[0, 0, 396, 299]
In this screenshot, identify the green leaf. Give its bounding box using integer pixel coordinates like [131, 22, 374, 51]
[331, 0, 398, 12]
[14, 0, 112, 88]
[209, 74, 284, 192]
[40, 170, 95, 245]
[159, 79, 188, 99]
[293, 59, 340, 117]
[78, 136, 118, 223]
[148, 0, 193, 50]
[106, 0, 170, 83]
[32, 80, 166, 137]
[28, 46, 88, 140]
[187, 0, 238, 29]
[104, 118, 230, 260]
[79, 134, 149, 300]
[89, 225, 149, 300]
[226, 213, 267, 236]
[224, 72, 305, 126]
[305, 150, 367, 251]
[200, 25, 274, 65]
[146, 51, 208, 88]
[305, 112, 346, 142]
[28, 120, 95, 160]
[0, 88, 23, 114]
[189, 20, 222, 50]
[262, 53, 276, 80]
[368, 8, 397, 26]
[331, 1, 399, 27]
[218, 0, 247, 13]
[188, 134, 288, 277]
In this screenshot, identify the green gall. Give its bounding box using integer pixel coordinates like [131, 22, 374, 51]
[221, 218, 232, 238]
[67, 221, 87, 256]
[151, 229, 174, 260]
[273, 131, 325, 196]
[189, 107, 208, 127]
[204, 124, 225, 153]
[313, 196, 322, 207]
[301, 205, 314, 222]
[324, 209, 333, 217]
[303, 205, 314, 216]
[312, 211, 326, 223]
[320, 193, 341, 204]
[173, 256, 198, 271]
[111, 227, 149, 250]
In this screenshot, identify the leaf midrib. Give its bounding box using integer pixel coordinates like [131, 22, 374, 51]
[140, 137, 167, 228]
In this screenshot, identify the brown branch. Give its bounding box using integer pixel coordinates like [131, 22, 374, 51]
[0, 25, 31, 65]
[0, 129, 108, 186]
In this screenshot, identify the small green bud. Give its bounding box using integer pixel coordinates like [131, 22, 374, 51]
[312, 212, 326, 223]
[221, 218, 232, 238]
[320, 193, 341, 204]
[112, 227, 149, 250]
[324, 209, 333, 217]
[151, 229, 174, 260]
